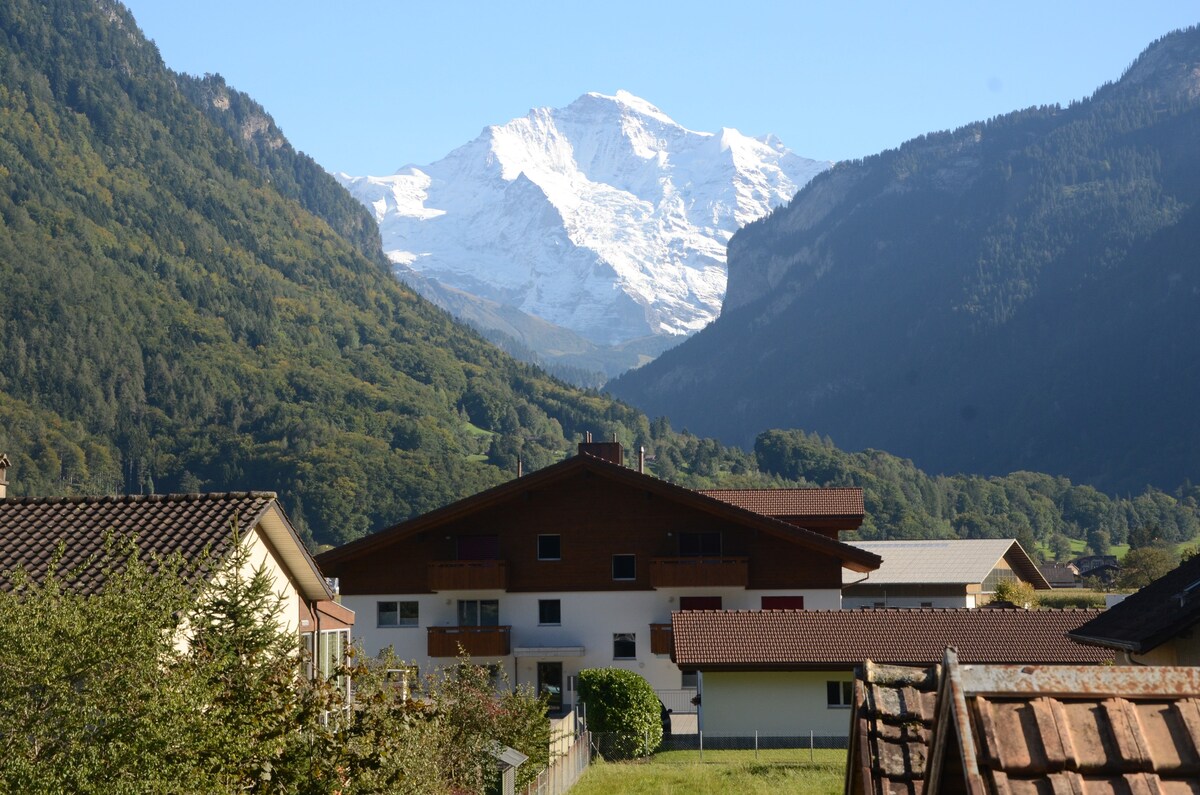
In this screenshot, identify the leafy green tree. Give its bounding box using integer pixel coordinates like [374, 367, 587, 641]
[1086, 527, 1111, 558]
[1049, 532, 1075, 563]
[1117, 547, 1179, 591]
[991, 579, 1040, 609]
[578, 668, 662, 760]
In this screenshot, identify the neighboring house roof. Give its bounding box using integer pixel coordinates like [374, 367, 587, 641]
[1038, 562, 1079, 587]
[842, 538, 1051, 590]
[696, 487, 864, 519]
[671, 608, 1110, 669]
[1071, 555, 1119, 573]
[0, 492, 332, 601]
[317, 453, 882, 573]
[849, 649, 1200, 794]
[1068, 553, 1200, 654]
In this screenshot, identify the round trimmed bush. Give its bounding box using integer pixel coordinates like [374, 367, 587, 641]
[577, 668, 662, 759]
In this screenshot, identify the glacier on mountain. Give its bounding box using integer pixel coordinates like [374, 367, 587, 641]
[336, 90, 828, 351]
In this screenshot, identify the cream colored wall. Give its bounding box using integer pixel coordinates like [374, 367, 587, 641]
[701, 670, 856, 737]
[240, 527, 304, 635]
[343, 586, 843, 702]
[1131, 633, 1200, 666]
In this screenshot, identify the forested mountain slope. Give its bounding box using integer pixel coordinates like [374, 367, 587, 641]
[611, 26, 1200, 495]
[0, 0, 645, 546]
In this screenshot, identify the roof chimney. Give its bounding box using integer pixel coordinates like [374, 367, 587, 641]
[0, 453, 9, 500]
[639, 446, 645, 474]
[577, 434, 624, 466]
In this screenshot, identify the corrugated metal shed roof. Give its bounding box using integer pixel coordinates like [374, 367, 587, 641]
[844, 539, 1049, 589]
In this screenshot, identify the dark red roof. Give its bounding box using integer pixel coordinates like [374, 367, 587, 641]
[0, 492, 278, 595]
[672, 608, 1111, 668]
[697, 487, 864, 517]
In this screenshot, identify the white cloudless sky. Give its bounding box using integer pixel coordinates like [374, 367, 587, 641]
[123, 1, 1197, 176]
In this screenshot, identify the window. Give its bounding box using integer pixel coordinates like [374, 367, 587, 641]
[612, 554, 636, 581]
[537, 534, 561, 561]
[761, 596, 805, 610]
[458, 599, 499, 626]
[679, 531, 721, 557]
[538, 599, 561, 625]
[920, 602, 934, 608]
[827, 680, 854, 708]
[613, 633, 636, 659]
[681, 671, 698, 689]
[378, 600, 419, 627]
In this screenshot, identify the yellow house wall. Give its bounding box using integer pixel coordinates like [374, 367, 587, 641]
[701, 670, 856, 737]
[1131, 633, 1200, 666]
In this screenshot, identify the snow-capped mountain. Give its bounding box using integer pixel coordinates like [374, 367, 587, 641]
[336, 90, 828, 362]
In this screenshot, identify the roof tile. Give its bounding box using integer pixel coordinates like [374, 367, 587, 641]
[697, 487, 864, 517]
[672, 608, 1111, 667]
[0, 492, 277, 595]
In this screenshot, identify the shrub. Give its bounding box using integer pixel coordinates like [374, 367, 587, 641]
[577, 668, 661, 759]
[990, 579, 1040, 609]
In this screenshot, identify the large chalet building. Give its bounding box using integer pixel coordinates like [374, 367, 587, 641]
[316, 441, 879, 711]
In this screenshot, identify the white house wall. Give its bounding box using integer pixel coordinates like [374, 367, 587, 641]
[700, 670, 856, 737]
[343, 586, 841, 699]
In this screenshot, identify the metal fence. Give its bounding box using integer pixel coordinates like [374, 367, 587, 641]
[591, 729, 847, 759]
[520, 730, 591, 795]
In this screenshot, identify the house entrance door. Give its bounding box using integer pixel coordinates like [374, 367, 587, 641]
[537, 662, 563, 714]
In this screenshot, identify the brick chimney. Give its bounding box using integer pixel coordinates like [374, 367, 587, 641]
[577, 433, 624, 466]
[0, 453, 9, 499]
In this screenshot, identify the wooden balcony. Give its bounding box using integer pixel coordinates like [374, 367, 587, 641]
[649, 623, 674, 655]
[427, 560, 507, 591]
[427, 625, 512, 657]
[649, 557, 749, 588]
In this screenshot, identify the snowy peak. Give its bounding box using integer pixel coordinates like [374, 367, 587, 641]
[336, 92, 829, 356]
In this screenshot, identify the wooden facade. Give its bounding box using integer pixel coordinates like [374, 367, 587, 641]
[320, 455, 871, 597]
[427, 625, 512, 657]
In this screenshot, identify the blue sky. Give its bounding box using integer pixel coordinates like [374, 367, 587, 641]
[125, 1, 1197, 176]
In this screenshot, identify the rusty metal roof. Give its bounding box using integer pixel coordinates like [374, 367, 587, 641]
[848, 650, 1200, 795]
[698, 487, 864, 517]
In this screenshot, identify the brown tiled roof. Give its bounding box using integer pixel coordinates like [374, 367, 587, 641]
[847, 662, 940, 795]
[939, 655, 1200, 793]
[671, 608, 1111, 668]
[696, 487, 864, 517]
[1068, 553, 1200, 654]
[848, 650, 1200, 795]
[0, 492, 278, 595]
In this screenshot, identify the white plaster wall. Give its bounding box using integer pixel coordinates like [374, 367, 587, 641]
[700, 670, 856, 737]
[842, 595, 972, 609]
[342, 586, 841, 700]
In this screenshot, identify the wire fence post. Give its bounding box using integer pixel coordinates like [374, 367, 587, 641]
[699, 730, 703, 764]
[810, 730, 814, 762]
[755, 730, 759, 761]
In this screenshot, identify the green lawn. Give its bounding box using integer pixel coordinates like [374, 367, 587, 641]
[569, 748, 845, 795]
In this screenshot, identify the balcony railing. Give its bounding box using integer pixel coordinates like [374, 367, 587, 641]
[649, 557, 749, 588]
[427, 560, 508, 591]
[649, 623, 674, 655]
[427, 625, 512, 657]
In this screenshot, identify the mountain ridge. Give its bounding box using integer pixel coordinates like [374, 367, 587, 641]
[610, 25, 1200, 494]
[336, 91, 828, 375]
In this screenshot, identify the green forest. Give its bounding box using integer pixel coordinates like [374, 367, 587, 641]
[2, 0, 1197, 558]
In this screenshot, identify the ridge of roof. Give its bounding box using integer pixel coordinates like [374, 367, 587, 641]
[317, 455, 881, 571]
[0, 491, 279, 506]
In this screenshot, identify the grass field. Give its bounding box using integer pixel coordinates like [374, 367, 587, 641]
[568, 748, 845, 795]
